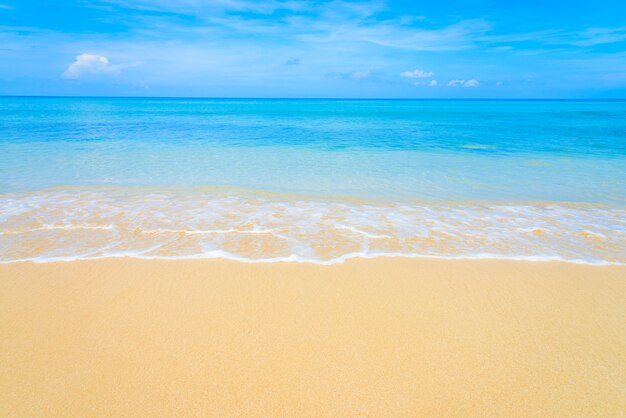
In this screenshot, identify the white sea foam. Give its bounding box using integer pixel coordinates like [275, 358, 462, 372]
[1, 188, 625, 265]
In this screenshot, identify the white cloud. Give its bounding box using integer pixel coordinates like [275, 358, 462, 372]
[448, 78, 479, 87]
[415, 79, 438, 87]
[400, 69, 434, 78]
[62, 54, 126, 79]
[350, 70, 371, 79]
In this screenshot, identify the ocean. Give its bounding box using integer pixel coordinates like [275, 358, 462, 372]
[1, 97, 624, 264]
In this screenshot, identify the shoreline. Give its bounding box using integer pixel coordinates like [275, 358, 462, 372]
[0, 189, 626, 264]
[2, 252, 624, 266]
[1, 257, 625, 416]
[3, 187, 625, 265]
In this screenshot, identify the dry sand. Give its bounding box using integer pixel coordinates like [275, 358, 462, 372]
[1, 258, 625, 416]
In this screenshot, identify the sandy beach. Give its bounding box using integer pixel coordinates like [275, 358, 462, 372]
[1, 258, 624, 416]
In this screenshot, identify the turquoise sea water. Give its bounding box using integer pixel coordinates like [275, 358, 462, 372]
[1, 97, 625, 263]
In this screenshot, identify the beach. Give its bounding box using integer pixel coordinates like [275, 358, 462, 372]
[1, 98, 625, 416]
[2, 0, 626, 413]
[1, 258, 625, 416]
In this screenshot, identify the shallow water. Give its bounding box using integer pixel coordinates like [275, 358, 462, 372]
[1, 98, 625, 263]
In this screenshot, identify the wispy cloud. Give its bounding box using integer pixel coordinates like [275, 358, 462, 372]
[2, 0, 626, 97]
[326, 70, 373, 80]
[94, 0, 491, 52]
[350, 70, 371, 79]
[99, 1, 626, 56]
[484, 26, 626, 48]
[571, 27, 626, 46]
[297, 18, 491, 51]
[98, 0, 313, 15]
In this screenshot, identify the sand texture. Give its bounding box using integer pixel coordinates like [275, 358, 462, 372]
[1, 258, 625, 416]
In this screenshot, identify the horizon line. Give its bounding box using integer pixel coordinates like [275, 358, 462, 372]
[1, 95, 626, 102]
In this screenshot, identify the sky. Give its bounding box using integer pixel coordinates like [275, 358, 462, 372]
[1, 0, 626, 98]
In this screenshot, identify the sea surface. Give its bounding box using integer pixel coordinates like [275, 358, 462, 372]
[1, 97, 625, 264]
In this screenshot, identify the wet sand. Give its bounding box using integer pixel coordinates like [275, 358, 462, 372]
[1, 258, 625, 416]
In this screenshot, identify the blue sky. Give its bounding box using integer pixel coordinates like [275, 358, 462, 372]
[1, 0, 626, 98]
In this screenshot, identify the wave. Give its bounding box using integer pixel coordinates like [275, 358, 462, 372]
[3, 252, 623, 266]
[1, 187, 625, 265]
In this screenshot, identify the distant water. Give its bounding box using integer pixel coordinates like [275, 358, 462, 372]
[1, 97, 625, 264]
